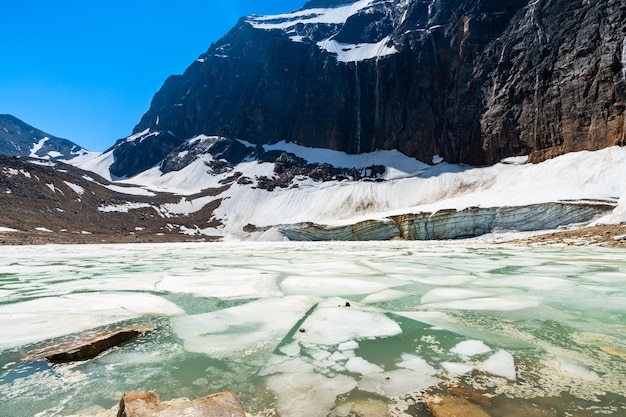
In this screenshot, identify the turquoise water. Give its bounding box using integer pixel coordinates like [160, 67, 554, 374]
[0, 242, 624, 416]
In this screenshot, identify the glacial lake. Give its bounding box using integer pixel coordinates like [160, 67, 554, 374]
[0, 241, 624, 417]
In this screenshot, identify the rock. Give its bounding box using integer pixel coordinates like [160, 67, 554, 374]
[613, 234, 626, 241]
[116, 390, 246, 417]
[424, 396, 492, 417]
[109, 0, 626, 178]
[24, 325, 155, 363]
[448, 386, 492, 408]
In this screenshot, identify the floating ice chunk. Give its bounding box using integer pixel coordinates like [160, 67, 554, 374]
[451, 340, 493, 357]
[358, 368, 440, 398]
[329, 351, 349, 363]
[266, 372, 357, 417]
[279, 341, 301, 357]
[482, 350, 517, 381]
[421, 288, 492, 304]
[396, 353, 437, 374]
[311, 349, 332, 361]
[0, 292, 184, 350]
[473, 275, 570, 291]
[172, 295, 318, 361]
[362, 289, 407, 304]
[345, 357, 383, 375]
[280, 276, 391, 296]
[442, 362, 474, 375]
[260, 356, 315, 376]
[338, 341, 359, 351]
[421, 297, 538, 311]
[294, 298, 401, 345]
[158, 270, 282, 299]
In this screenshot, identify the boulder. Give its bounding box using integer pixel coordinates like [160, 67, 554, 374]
[24, 325, 156, 363]
[116, 391, 246, 417]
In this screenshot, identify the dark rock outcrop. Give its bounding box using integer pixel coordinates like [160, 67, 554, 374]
[109, 0, 626, 178]
[24, 325, 155, 363]
[0, 114, 87, 159]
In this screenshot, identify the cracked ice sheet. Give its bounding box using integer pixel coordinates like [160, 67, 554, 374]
[294, 298, 401, 346]
[267, 372, 357, 417]
[0, 292, 184, 350]
[421, 297, 539, 311]
[172, 295, 319, 362]
[157, 269, 282, 299]
[356, 353, 441, 399]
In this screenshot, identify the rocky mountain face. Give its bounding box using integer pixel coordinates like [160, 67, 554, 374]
[0, 155, 222, 244]
[0, 114, 87, 160]
[108, 0, 626, 178]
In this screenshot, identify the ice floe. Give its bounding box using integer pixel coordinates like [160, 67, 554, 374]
[0, 292, 184, 350]
[293, 298, 402, 345]
[172, 296, 318, 361]
[451, 340, 493, 357]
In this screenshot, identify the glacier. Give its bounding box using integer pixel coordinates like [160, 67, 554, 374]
[61, 141, 626, 242]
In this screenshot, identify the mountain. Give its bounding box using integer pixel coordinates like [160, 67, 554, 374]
[106, 0, 626, 179]
[0, 154, 222, 244]
[4, 1, 626, 243]
[0, 114, 88, 160]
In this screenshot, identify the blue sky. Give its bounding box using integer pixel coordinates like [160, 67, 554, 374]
[0, 0, 305, 151]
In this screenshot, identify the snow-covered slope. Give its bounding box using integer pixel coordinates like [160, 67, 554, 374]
[69, 138, 626, 241]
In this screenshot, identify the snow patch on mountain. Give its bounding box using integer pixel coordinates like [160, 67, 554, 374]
[317, 36, 397, 62]
[247, 0, 401, 62]
[248, 0, 374, 30]
[29, 137, 49, 158]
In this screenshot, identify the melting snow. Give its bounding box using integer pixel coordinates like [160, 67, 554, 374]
[29, 137, 49, 158]
[97, 202, 152, 213]
[63, 181, 85, 196]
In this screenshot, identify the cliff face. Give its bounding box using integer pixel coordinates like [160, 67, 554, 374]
[112, 0, 626, 178]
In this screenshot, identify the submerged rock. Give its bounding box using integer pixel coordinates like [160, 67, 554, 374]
[24, 325, 155, 363]
[424, 396, 491, 417]
[116, 390, 246, 417]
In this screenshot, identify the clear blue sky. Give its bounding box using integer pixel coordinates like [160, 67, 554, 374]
[0, 0, 305, 151]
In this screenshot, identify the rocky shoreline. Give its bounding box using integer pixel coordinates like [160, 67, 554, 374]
[2, 223, 625, 248]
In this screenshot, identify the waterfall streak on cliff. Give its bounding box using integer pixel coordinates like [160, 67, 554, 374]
[355, 62, 362, 154]
[528, 0, 544, 147]
[622, 36, 626, 81]
[373, 57, 381, 152]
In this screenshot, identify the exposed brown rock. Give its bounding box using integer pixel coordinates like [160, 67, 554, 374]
[424, 395, 491, 417]
[24, 325, 155, 363]
[448, 385, 493, 408]
[116, 391, 246, 417]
